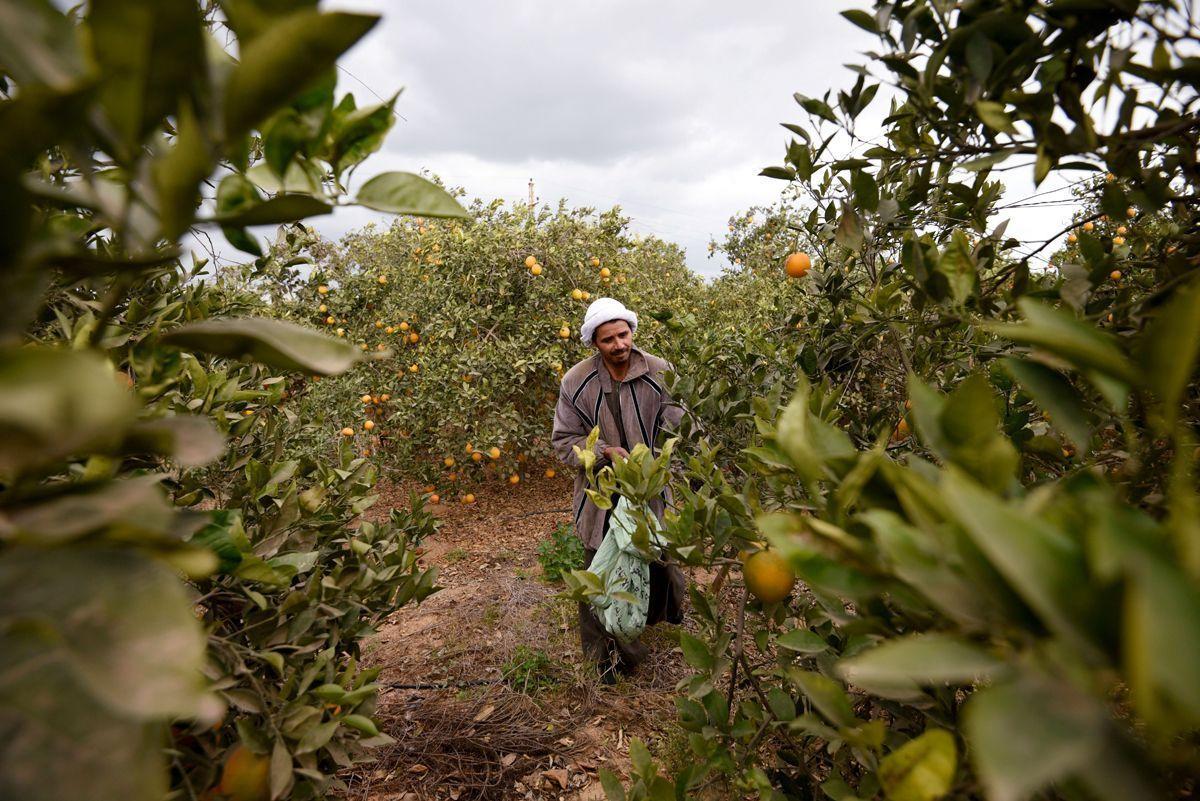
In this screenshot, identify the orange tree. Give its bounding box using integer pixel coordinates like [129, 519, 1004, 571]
[225, 199, 704, 501]
[597, 2, 1200, 800]
[0, 3, 461, 801]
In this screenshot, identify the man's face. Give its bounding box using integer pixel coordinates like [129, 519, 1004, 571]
[594, 320, 633, 365]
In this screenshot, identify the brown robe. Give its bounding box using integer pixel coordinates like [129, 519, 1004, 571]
[550, 347, 686, 672]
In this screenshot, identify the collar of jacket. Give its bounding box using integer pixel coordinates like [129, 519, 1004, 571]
[591, 346, 649, 391]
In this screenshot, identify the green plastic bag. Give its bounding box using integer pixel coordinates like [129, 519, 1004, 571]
[588, 496, 665, 644]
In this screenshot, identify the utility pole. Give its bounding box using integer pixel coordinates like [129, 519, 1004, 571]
[528, 178, 535, 208]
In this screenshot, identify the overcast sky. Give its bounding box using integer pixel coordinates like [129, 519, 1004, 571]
[308, 0, 1078, 277]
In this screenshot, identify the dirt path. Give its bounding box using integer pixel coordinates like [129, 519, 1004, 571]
[345, 477, 699, 801]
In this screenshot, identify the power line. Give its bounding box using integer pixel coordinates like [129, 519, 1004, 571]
[336, 64, 409, 122]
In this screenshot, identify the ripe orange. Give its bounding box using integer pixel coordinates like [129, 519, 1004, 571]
[741, 550, 795, 604]
[217, 745, 270, 801]
[380, 393, 390, 402]
[1110, 270, 1122, 280]
[1067, 234, 1077, 244]
[325, 316, 335, 325]
[400, 321, 410, 331]
[409, 332, 420, 344]
[1113, 236, 1125, 246]
[409, 364, 419, 373]
[590, 257, 601, 267]
[488, 446, 501, 459]
[378, 275, 388, 285]
[447, 471, 458, 481]
[599, 267, 611, 278]
[444, 456, 455, 467]
[525, 255, 537, 268]
[429, 493, 440, 504]
[544, 468, 556, 479]
[318, 304, 327, 313]
[784, 252, 811, 278]
[364, 420, 375, 431]
[361, 394, 372, 404]
[1126, 206, 1136, 218]
[471, 451, 483, 462]
[385, 326, 394, 334]
[1116, 225, 1128, 235]
[571, 288, 583, 300]
[558, 326, 570, 339]
[318, 285, 329, 295]
[336, 328, 345, 337]
[895, 418, 910, 438]
[463, 493, 475, 504]
[341, 427, 354, 437]
[375, 320, 384, 329]
[1083, 221, 1094, 231]
[530, 264, 542, 276]
[509, 474, 520, 484]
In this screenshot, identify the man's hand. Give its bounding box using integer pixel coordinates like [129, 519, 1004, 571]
[602, 445, 630, 462]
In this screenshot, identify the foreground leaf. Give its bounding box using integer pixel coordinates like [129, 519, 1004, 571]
[160, 317, 366, 375]
[356, 172, 469, 218]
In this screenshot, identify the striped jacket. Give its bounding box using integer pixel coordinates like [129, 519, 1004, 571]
[551, 347, 683, 549]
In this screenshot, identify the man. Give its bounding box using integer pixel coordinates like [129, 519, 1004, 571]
[551, 297, 686, 682]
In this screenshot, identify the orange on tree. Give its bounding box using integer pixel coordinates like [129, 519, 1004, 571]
[1083, 221, 1095, 231]
[375, 320, 383, 328]
[444, 456, 455, 467]
[399, 321, 409, 331]
[525, 255, 538, 269]
[509, 474, 520, 484]
[408, 332, 420, 344]
[380, 393, 390, 402]
[1111, 270, 1122, 280]
[1113, 236, 1126, 246]
[571, 288, 583, 300]
[894, 418, 910, 439]
[1117, 225, 1128, 235]
[1067, 233, 1078, 244]
[325, 316, 335, 325]
[377, 275, 388, 285]
[558, 325, 571, 339]
[784, 252, 811, 278]
[318, 304, 327, 313]
[318, 285, 329, 294]
[463, 493, 475, 504]
[471, 451, 483, 462]
[409, 363, 419, 373]
[741, 549, 795, 604]
[488, 446, 501, 459]
[429, 494, 440, 504]
[544, 468, 556, 479]
[599, 267, 611, 278]
[216, 745, 270, 801]
[364, 420, 375, 431]
[341, 427, 354, 437]
[1127, 206, 1137, 217]
[530, 264, 543, 276]
[361, 394, 372, 404]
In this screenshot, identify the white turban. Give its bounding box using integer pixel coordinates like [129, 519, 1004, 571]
[580, 297, 637, 346]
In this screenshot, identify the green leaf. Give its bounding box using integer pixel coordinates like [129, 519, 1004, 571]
[878, 730, 957, 801]
[212, 194, 332, 227]
[941, 470, 1099, 652]
[629, 738, 654, 778]
[160, 317, 367, 376]
[340, 714, 379, 736]
[122, 414, 225, 467]
[1138, 279, 1200, 429]
[294, 720, 339, 754]
[0, 545, 217, 719]
[840, 9, 878, 33]
[1000, 358, 1093, 451]
[356, 171, 469, 219]
[975, 101, 1016, 134]
[599, 768, 627, 801]
[787, 669, 856, 728]
[224, 10, 379, 138]
[935, 231, 977, 305]
[88, 0, 206, 157]
[262, 110, 309, 178]
[270, 739, 294, 801]
[2, 475, 176, 547]
[154, 102, 214, 241]
[776, 628, 829, 654]
[839, 634, 1005, 690]
[835, 205, 864, 251]
[0, 0, 89, 90]
[0, 347, 139, 478]
[989, 299, 1139, 386]
[964, 677, 1105, 801]
[678, 632, 714, 670]
[775, 378, 855, 481]
[330, 96, 398, 176]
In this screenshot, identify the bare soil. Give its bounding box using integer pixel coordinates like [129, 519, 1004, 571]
[343, 477, 705, 801]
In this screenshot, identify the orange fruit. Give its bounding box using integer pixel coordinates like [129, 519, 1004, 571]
[336, 328, 345, 337]
[378, 275, 388, 285]
[472, 451, 483, 462]
[488, 446, 501, 459]
[544, 468, 556, 479]
[429, 493, 440, 504]
[1113, 236, 1125, 246]
[1083, 221, 1094, 231]
[1110, 270, 1122, 280]
[525, 255, 537, 268]
[341, 427, 354, 437]
[361, 394, 373, 404]
[217, 745, 270, 801]
[385, 326, 394, 334]
[571, 288, 583, 300]
[447, 471, 458, 481]
[409, 332, 420, 344]
[784, 252, 811, 278]
[599, 267, 611, 278]
[363, 420, 375, 431]
[318, 304, 327, 313]
[325, 316, 335, 325]
[409, 364, 419, 373]
[558, 326, 571, 339]
[590, 257, 601, 267]
[741, 550, 795, 604]
[399, 321, 410, 331]
[530, 264, 542, 276]
[895, 418, 910, 438]
[1126, 206, 1137, 218]
[463, 493, 475, 504]
[1116, 225, 1128, 235]
[318, 285, 329, 295]
[380, 393, 390, 402]
[375, 320, 384, 329]
[1067, 234, 1077, 244]
[509, 474, 520, 484]
[444, 457, 455, 467]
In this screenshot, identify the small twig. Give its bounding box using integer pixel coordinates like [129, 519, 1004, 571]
[382, 678, 500, 691]
[725, 586, 748, 725]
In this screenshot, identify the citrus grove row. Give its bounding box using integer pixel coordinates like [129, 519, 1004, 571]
[2, 2, 1198, 801]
